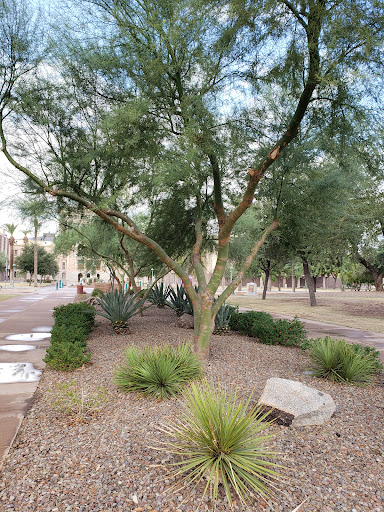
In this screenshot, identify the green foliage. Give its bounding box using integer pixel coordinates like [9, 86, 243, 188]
[229, 311, 274, 334]
[308, 337, 382, 384]
[97, 288, 145, 331]
[160, 380, 281, 506]
[0, 251, 6, 272]
[15, 244, 59, 277]
[148, 282, 170, 308]
[52, 302, 95, 329]
[44, 341, 90, 371]
[250, 317, 307, 347]
[114, 342, 202, 399]
[229, 311, 307, 347]
[48, 381, 107, 420]
[45, 302, 95, 371]
[91, 287, 104, 298]
[50, 324, 88, 347]
[213, 304, 237, 335]
[167, 284, 194, 316]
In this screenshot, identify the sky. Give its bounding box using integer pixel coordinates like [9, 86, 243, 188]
[0, 154, 57, 239]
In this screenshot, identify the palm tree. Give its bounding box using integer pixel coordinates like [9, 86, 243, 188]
[3, 223, 18, 281]
[22, 230, 30, 244]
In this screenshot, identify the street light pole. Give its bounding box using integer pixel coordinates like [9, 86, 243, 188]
[151, 268, 154, 284]
[12, 263, 16, 288]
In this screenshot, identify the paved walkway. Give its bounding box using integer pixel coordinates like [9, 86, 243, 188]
[0, 286, 77, 465]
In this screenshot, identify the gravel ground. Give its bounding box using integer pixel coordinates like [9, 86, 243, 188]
[0, 306, 383, 512]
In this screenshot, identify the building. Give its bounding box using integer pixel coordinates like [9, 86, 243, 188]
[0, 229, 10, 281]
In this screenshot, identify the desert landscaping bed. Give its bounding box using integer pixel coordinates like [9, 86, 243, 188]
[0, 306, 383, 512]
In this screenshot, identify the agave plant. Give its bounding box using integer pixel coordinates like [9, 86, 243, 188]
[159, 380, 282, 505]
[213, 304, 237, 335]
[96, 288, 146, 333]
[167, 284, 195, 316]
[148, 282, 170, 308]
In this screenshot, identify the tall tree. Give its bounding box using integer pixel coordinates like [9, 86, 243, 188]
[1, 0, 384, 356]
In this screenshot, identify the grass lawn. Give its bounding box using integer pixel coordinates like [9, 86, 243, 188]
[227, 290, 384, 333]
[0, 294, 17, 301]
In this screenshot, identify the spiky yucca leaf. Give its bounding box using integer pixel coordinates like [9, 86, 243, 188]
[114, 342, 202, 398]
[308, 337, 379, 384]
[159, 380, 282, 505]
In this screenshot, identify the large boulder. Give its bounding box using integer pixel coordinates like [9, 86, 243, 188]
[258, 378, 336, 427]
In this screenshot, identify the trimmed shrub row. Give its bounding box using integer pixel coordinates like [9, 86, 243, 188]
[229, 310, 307, 347]
[44, 302, 96, 371]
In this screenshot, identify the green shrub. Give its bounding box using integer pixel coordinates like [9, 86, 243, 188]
[97, 288, 146, 332]
[114, 342, 202, 398]
[229, 311, 273, 334]
[229, 311, 307, 347]
[250, 316, 307, 347]
[53, 302, 95, 328]
[44, 341, 91, 371]
[50, 324, 88, 347]
[160, 380, 281, 506]
[308, 337, 381, 384]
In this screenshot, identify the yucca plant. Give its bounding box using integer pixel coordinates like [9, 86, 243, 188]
[213, 304, 237, 335]
[159, 380, 281, 506]
[97, 288, 146, 333]
[308, 337, 380, 384]
[148, 283, 170, 308]
[114, 342, 202, 398]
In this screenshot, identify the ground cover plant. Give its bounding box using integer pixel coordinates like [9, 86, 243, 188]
[44, 302, 95, 371]
[48, 381, 108, 421]
[159, 379, 281, 506]
[308, 337, 383, 384]
[114, 342, 202, 398]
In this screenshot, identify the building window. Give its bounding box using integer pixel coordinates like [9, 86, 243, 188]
[14, 250, 18, 256]
[62, 262, 65, 269]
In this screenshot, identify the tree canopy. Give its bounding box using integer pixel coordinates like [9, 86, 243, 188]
[1, 0, 384, 356]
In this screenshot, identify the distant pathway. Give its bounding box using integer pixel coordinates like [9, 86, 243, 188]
[0, 286, 77, 465]
[239, 307, 384, 362]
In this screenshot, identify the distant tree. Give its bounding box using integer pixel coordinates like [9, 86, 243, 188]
[15, 245, 58, 283]
[0, 251, 7, 272]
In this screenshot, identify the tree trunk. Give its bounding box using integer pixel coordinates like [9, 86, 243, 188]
[358, 255, 384, 292]
[302, 257, 317, 306]
[193, 294, 213, 359]
[277, 275, 281, 291]
[262, 262, 271, 300]
[374, 274, 384, 291]
[33, 229, 38, 288]
[291, 261, 296, 292]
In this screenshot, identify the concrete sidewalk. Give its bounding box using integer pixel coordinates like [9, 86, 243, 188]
[0, 286, 77, 465]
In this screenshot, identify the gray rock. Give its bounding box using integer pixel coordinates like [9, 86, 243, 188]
[175, 314, 194, 329]
[258, 377, 336, 427]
